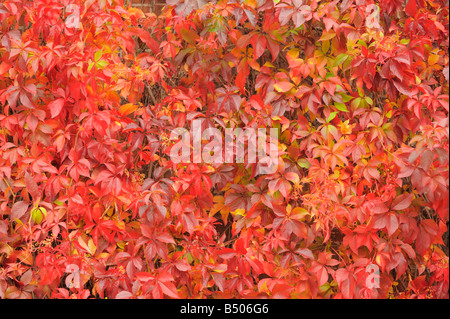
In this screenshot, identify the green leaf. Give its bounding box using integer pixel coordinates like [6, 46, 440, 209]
[351, 97, 362, 109]
[325, 72, 334, 80]
[87, 61, 94, 72]
[357, 39, 367, 48]
[333, 54, 348, 67]
[357, 86, 364, 97]
[96, 60, 108, 69]
[94, 49, 103, 62]
[400, 39, 410, 45]
[335, 102, 348, 112]
[31, 207, 46, 224]
[386, 110, 392, 118]
[364, 96, 373, 105]
[319, 283, 331, 293]
[53, 199, 65, 206]
[327, 111, 338, 122]
[341, 93, 354, 103]
[298, 158, 311, 169]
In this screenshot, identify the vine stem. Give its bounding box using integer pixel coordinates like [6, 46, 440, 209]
[3, 177, 16, 199]
[147, 84, 157, 105]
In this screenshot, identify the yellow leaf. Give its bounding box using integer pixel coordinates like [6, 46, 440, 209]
[319, 31, 336, 42]
[243, 0, 258, 8]
[287, 48, 300, 60]
[231, 208, 246, 217]
[212, 268, 226, 273]
[259, 280, 269, 293]
[248, 58, 260, 71]
[338, 120, 355, 135]
[78, 237, 91, 253]
[209, 196, 225, 216]
[31, 207, 46, 224]
[428, 54, 439, 66]
[18, 250, 33, 265]
[375, 254, 382, 266]
[273, 81, 294, 93]
[88, 238, 97, 255]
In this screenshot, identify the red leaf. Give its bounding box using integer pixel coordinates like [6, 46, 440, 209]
[19, 93, 34, 108]
[373, 215, 387, 229]
[11, 201, 29, 220]
[158, 271, 174, 282]
[335, 268, 356, 299]
[71, 194, 83, 204]
[159, 281, 179, 299]
[386, 213, 399, 236]
[181, 213, 197, 234]
[420, 149, 434, 171]
[367, 200, 389, 215]
[0, 62, 11, 75]
[116, 291, 133, 299]
[273, 81, 294, 93]
[296, 248, 314, 259]
[140, 224, 153, 238]
[391, 193, 413, 211]
[416, 219, 439, 255]
[174, 260, 191, 272]
[130, 27, 160, 54]
[235, 60, 250, 94]
[272, 283, 293, 299]
[284, 172, 299, 184]
[48, 98, 65, 118]
[392, 79, 412, 97]
[236, 33, 252, 48]
[25, 172, 40, 200]
[266, 37, 280, 61]
[155, 233, 175, 244]
[251, 34, 267, 60]
[217, 248, 236, 259]
[405, 0, 417, 17]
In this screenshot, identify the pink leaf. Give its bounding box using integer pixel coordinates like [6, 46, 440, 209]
[25, 172, 40, 200]
[391, 193, 413, 211]
[217, 248, 236, 259]
[297, 248, 314, 259]
[159, 282, 179, 299]
[48, 98, 65, 118]
[335, 268, 356, 299]
[116, 291, 133, 299]
[11, 201, 29, 220]
[155, 233, 175, 244]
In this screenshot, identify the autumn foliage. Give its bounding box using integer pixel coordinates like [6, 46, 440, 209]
[0, 0, 448, 299]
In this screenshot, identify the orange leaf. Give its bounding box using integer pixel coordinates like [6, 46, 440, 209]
[274, 81, 294, 93]
[118, 103, 139, 116]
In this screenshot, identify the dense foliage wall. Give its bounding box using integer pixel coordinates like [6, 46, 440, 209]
[0, 0, 448, 299]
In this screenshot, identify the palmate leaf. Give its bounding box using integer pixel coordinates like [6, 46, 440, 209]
[0, 0, 447, 301]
